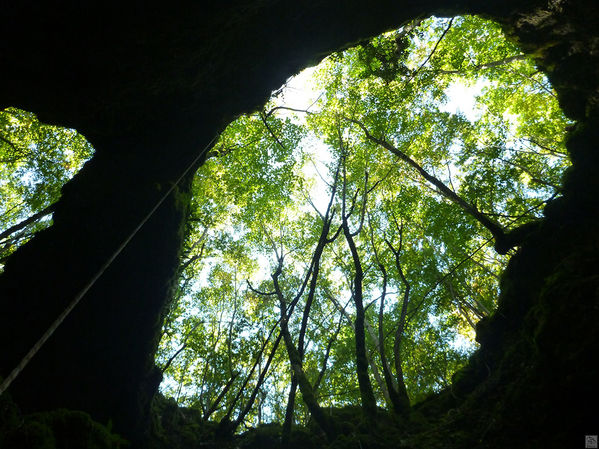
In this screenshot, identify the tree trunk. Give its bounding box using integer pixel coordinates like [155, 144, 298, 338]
[273, 267, 337, 441]
[282, 376, 298, 443]
[375, 262, 406, 414]
[343, 224, 378, 421]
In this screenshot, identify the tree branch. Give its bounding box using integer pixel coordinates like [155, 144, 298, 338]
[265, 105, 315, 118]
[437, 54, 527, 74]
[406, 18, 454, 83]
[0, 203, 55, 242]
[346, 116, 512, 253]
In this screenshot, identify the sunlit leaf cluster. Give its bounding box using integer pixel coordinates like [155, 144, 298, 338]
[0, 108, 93, 269]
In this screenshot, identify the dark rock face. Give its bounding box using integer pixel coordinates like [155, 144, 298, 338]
[0, 0, 597, 447]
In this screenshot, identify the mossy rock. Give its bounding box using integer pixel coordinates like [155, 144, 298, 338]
[149, 394, 228, 449]
[0, 407, 127, 449]
[287, 426, 323, 449]
[0, 389, 21, 435]
[236, 423, 282, 449]
[1, 420, 56, 449]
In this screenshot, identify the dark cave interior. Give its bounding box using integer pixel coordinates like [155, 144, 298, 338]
[0, 1, 598, 448]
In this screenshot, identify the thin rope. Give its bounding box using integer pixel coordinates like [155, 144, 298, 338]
[0, 134, 218, 396]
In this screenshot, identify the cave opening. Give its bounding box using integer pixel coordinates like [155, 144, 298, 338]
[149, 14, 571, 446]
[0, 2, 597, 448]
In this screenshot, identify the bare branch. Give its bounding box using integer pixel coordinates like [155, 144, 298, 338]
[203, 373, 239, 420]
[406, 18, 454, 83]
[160, 320, 203, 375]
[437, 54, 528, 74]
[446, 163, 456, 193]
[264, 105, 315, 118]
[260, 111, 288, 153]
[246, 280, 277, 297]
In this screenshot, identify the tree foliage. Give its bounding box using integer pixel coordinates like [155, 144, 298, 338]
[153, 14, 570, 434]
[0, 108, 93, 269]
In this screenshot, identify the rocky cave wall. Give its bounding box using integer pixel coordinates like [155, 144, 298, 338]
[0, 0, 597, 447]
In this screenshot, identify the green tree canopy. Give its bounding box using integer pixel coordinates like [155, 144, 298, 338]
[154, 14, 570, 435]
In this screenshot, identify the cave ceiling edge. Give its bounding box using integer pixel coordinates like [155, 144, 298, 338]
[0, 0, 562, 156]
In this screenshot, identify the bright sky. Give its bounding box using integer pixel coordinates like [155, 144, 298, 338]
[441, 80, 486, 121]
[276, 66, 486, 120]
[274, 67, 320, 120]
